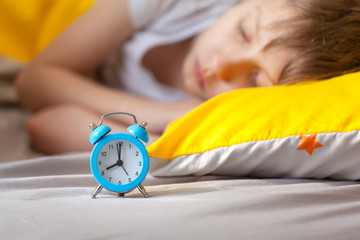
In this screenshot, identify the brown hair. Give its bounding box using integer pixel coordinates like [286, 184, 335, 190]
[278, 0, 360, 84]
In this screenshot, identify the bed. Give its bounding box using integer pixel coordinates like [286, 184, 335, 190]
[1, 57, 360, 240]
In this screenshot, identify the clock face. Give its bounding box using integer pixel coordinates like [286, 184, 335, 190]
[97, 139, 143, 186]
[90, 133, 149, 193]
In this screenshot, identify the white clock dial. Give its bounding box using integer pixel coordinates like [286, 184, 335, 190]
[96, 139, 143, 185]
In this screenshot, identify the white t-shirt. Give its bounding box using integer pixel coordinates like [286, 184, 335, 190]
[120, 0, 239, 101]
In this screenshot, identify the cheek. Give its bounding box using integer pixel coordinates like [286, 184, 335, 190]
[205, 82, 234, 99]
[182, 54, 197, 88]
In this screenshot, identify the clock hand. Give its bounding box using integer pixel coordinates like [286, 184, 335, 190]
[106, 159, 124, 171]
[116, 142, 128, 174]
[106, 143, 123, 170]
[117, 142, 122, 160]
[106, 163, 118, 170]
[121, 166, 129, 176]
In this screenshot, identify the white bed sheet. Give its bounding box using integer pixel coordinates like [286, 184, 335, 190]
[1, 152, 360, 240]
[0, 78, 360, 239]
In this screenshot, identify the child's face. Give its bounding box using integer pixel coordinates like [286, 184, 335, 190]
[182, 0, 296, 99]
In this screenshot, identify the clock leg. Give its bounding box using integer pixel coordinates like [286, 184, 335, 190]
[137, 184, 149, 198]
[118, 192, 125, 197]
[91, 185, 103, 199]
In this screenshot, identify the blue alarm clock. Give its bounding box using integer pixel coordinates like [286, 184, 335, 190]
[89, 112, 150, 198]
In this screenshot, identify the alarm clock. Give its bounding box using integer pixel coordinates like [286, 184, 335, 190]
[89, 112, 150, 198]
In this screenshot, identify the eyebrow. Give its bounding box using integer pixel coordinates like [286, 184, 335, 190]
[262, 38, 286, 52]
[239, 19, 250, 42]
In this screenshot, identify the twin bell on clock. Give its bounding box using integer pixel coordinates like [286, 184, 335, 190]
[89, 112, 150, 199]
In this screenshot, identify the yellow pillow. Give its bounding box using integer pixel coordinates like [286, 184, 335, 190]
[0, 0, 94, 62]
[148, 72, 360, 180]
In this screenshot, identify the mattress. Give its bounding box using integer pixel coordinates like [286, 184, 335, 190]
[1, 151, 360, 239]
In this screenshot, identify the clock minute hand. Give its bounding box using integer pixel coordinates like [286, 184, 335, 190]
[116, 142, 129, 174]
[114, 143, 128, 175]
[117, 142, 122, 160]
[104, 143, 122, 171]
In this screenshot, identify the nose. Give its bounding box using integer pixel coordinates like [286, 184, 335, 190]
[213, 50, 254, 82]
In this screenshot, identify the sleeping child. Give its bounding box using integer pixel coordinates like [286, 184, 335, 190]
[15, 0, 360, 154]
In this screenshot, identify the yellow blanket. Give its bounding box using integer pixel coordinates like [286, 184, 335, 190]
[0, 0, 94, 62]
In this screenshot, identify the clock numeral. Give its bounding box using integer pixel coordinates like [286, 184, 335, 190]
[138, 161, 142, 166]
[118, 180, 122, 185]
[129, 144, 132, 149]
[136, 151, 139, 156]
[98, 161, 102, 166]
[119, 141, 123, 146]
[109, 144, 114, 149]
[135, 171, 139, 176]
[128, 177, 132, 183]
[108, 177, 112, 182]
[101, 152, 107, 157]
[101, 171, 105, 176]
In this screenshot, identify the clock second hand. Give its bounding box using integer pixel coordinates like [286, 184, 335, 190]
[121, 166, 129, 175]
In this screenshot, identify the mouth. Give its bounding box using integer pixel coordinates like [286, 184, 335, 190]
[194, 60, 205, 91]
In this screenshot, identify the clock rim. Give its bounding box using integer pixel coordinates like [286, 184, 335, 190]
[90, 132, 149, 193]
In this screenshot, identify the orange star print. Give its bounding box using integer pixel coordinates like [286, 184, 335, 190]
[296, 134, 323, 155]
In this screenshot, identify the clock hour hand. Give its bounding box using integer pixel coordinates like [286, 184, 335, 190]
[106, 163, 118, 170]
[107, 159, 127, 172]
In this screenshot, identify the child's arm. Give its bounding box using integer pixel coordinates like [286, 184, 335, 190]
[16, 0, 200, 133]
[16, 0, 133, 110]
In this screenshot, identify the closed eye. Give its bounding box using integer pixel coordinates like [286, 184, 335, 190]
[238, 20, 250, 43]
